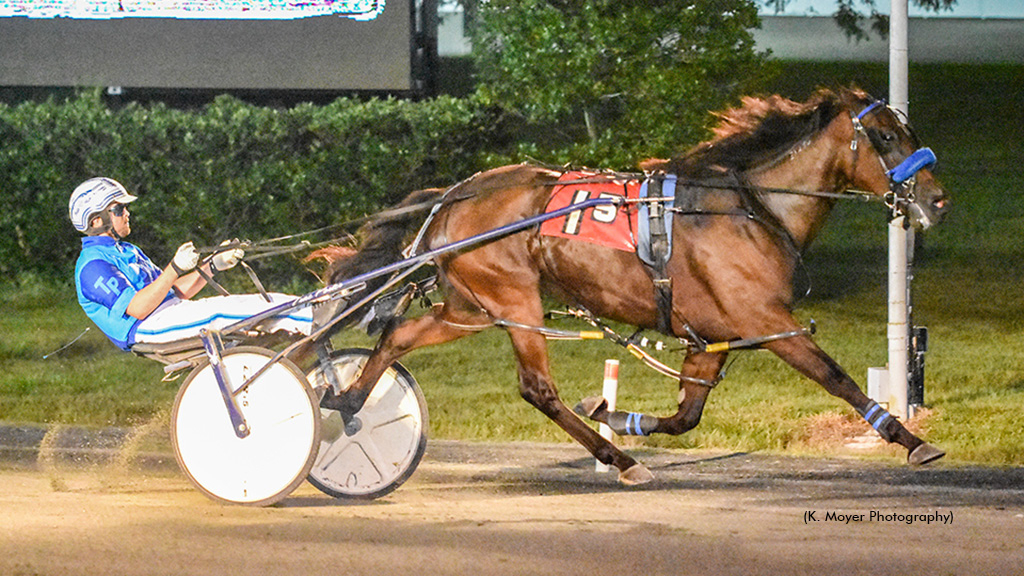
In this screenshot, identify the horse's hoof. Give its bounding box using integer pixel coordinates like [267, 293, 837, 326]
[320, 391, 344, 412]
[618, 463, 654, 485]
[908, 442, 945, 466]
[574, 396, 608, 419]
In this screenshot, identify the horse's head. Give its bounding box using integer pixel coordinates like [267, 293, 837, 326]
[842, 89, 950, 230]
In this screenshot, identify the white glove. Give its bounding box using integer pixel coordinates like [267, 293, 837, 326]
[212, 240, 244, 272]
[171, 241, 199, 275]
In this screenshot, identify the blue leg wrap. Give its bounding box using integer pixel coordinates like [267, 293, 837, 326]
[607, 411, 658, 436]
[861, 400, 895, 442]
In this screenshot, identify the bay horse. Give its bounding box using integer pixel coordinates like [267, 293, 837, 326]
[319, 86, 950, 484]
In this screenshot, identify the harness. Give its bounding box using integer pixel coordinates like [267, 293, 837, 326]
[537, 99, 937, 386]
[637, 169, 796, 338]
[637, 173, 675, 335]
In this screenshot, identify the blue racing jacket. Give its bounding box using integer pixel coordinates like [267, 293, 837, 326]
[75, 236, 175, 350]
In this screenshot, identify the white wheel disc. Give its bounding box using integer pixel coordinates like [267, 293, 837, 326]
[172, 348, 320, 506]
[307, 349, 427, 499]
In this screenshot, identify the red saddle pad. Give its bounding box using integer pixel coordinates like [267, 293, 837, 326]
[539, 171, 639, 252]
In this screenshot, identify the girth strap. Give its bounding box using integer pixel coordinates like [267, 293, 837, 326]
[639, 173, 675, 335]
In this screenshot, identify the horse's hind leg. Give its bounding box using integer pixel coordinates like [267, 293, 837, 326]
[335, 292, 655, 483]
[763, 333, 944, 465]
[319, 299, 487, 417]
[575, 351, 726, 437]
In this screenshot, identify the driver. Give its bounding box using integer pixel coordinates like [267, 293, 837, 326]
[70, 177, 313, 350]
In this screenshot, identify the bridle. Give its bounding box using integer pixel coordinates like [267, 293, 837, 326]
[849, 99, 937, 221]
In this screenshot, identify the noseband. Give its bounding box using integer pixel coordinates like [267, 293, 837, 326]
[850, 100, 937, 220]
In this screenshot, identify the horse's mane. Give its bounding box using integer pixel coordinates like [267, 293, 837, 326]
[642, 87, 855, 177]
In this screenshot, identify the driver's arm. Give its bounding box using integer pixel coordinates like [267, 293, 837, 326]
[126, 241, 203, 319]
[126, 264, 193, 319]
[170, 264, 211, 300]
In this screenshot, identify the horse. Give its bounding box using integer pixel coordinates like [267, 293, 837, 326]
[317, 86, 950, 484]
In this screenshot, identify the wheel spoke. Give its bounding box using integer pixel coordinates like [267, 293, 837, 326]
[306, 349, 427, 499]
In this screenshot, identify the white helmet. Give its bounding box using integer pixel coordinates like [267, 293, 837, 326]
[68, 177, 138, 235]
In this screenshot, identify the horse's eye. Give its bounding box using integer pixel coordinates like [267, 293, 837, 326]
[867, 128, 896, 153]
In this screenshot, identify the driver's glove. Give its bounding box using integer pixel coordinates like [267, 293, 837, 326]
[212, 239, 245, 273]
[171, 241, 199, 276]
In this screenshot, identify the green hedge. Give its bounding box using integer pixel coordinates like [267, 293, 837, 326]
[0, 92, 509, 284]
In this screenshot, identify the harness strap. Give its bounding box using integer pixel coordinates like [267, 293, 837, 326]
[195, 263, 230, 296]
[639, 174, 675, 335]
[856, 99, 886, 121]
[194, 198, 443, 257]
[240, 260, 272, 303]
[403, 201, 443, 258]
[191, 252, 271, 303]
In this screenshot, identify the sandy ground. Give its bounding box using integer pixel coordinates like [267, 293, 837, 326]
[1, 433, 1023, 576]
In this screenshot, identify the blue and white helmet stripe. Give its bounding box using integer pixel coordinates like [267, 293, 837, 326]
[69, 177, 138, 233]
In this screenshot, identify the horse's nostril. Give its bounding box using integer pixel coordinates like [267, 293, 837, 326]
[934, 198, 948, 211]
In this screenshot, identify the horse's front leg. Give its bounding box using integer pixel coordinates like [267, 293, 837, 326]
[764, 333, 945, 465]
[506, 327, 654, 485]
[574, 351, 725, 436]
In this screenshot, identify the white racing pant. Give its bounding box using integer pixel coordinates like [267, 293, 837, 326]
[133, 293, 313, 345]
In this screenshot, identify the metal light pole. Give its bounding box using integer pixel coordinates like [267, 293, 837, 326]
[887, 0, 913, 420]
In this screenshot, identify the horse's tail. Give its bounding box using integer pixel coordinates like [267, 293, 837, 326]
[307, 187, 444, 288]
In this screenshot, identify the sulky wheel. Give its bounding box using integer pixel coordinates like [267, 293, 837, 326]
[171, 347, 321, 506]
[306, 348, 428, 499]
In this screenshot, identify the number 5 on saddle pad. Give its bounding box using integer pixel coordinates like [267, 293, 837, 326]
[540, 170, 675, 262]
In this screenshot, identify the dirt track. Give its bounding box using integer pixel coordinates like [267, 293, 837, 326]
[2, 437, 1023, 576]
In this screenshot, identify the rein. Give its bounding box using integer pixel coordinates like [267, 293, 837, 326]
[196, 94, 934, 266]
[555, 174, 883, 205]
[193, 197, 444, 259]
[196, 147, 896, 264]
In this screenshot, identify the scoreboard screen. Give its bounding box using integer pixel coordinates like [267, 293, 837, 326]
[0, 0, 429, 92]
[0, 1, 388, 20]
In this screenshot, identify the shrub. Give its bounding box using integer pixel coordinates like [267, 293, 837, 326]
[0, 92, 507, 281]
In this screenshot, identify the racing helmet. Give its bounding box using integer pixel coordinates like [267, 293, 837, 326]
[68, 177, 138, 235]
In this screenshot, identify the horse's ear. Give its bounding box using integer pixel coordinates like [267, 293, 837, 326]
[836, 84, 874, 108]
[639, 158, 669, 171]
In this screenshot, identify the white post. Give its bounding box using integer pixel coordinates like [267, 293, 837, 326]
[887, 0, 912, 420]
[596, 359, 619, 473]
